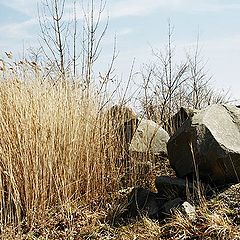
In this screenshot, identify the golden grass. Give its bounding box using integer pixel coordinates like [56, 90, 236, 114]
[0, 75, 147, 229]
[161, 199, 240, 240]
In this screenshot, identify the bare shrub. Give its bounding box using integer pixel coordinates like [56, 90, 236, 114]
[140, 23, 230, 127]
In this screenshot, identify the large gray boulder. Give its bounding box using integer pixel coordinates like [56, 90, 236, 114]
[104, 106, 169, 157]
[130, 119, 169, 156]
[167, 104, 240, 185]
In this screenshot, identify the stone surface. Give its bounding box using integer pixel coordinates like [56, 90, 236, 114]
[160, 198, 196, 221]
[167, 104, 240, 185]
[130, 119, 169, 156]
[103, 105, 138, 165]
[104, 105, 138, 146]
[125, 187, 164, 219]
[163, 107, 194, 136]
[160, 198, 183, 216]
[122, 186, 197, 221]
[155, 176, 194, 200]
[181, 201, 196, 221]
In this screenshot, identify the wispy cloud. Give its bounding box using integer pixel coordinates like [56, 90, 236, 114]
[0, 18, 37, 39]
[63, 0, 180, 21]
[106, 0, 240, 19]
[0, 0, 37, 17]
[2, 0, 240, 21]
[177, 0, 240, 13]
[117, 28, 133, 36]
[0, 18, 38, 53]
[108, 0, 179, 18]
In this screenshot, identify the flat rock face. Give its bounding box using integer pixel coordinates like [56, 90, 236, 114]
[192, 105, 240, 153]
[167, 104, 240, 185]
[129, 119, 169, 156]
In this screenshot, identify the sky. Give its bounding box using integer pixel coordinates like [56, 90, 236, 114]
[0, 0, 239, 102]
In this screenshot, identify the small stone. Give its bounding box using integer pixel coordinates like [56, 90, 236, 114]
[182, 201, 196, 221]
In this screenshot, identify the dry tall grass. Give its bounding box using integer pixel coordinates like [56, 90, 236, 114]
[0, 73, 146, 230]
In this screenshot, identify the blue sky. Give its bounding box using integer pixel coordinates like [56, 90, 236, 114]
[0, 0, 239, 102]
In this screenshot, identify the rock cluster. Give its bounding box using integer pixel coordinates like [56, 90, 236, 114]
[124, 176, 196, 221]
[104, 104, 170, 166]
[110, 104, 240, 221]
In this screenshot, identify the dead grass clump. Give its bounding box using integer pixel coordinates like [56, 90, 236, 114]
[161, 200, 240, 240]
[0, 76, 151, 231]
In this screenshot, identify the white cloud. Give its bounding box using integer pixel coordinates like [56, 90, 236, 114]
[106, 0, 240, 19]
[0, 18, 38, 54]
[0, 0, 37, 17]
[108, 0, 180, 18]
[178, 0, 240, 13]
[0, 18, 37, 39]
[2, 0, 240, 21]
[117, 28, 133, 36]
[63, 0, 181, 21]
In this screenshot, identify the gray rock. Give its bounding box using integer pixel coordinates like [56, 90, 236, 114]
[167, 104, 240, 185]
[160, 198, 196, 221]
[160, 197, 183, 216]
[125, 187, 164, 219]
[104, 105, 138, 147]
[105, 106, 170, 162]
[130, 119, 169, 156]
[155, 176, 194, 200]
[181, 201, 196, 221]
[163, 107, 194, 136]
